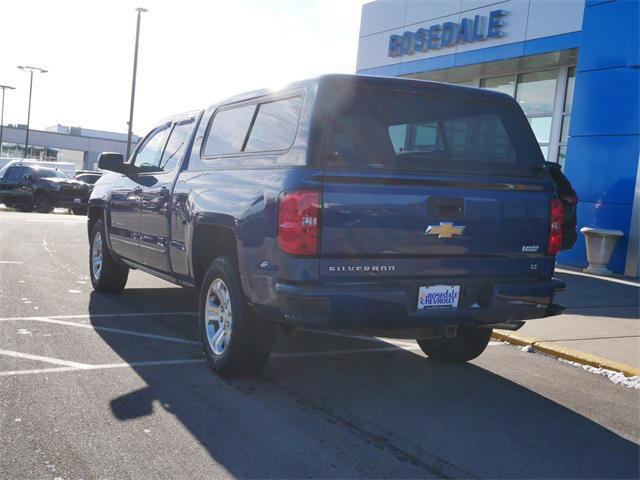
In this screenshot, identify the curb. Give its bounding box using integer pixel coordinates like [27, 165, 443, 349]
[492, 330, 640, 378]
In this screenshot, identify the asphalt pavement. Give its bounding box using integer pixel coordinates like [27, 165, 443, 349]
[0, 211, 639, 479]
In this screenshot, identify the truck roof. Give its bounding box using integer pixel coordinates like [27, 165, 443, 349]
[207, 73, 513, 110]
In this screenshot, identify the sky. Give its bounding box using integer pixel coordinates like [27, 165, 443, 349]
[0, 0, 365, 136]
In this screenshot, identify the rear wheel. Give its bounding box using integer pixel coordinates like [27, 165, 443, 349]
[35, 191, 53, 213]
[200, 256, 274, 376]
[417, 326, 492, 363]
[89, 219, 129, 293]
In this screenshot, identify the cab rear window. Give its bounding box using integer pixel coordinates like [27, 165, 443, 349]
[318, 87, 541, 176]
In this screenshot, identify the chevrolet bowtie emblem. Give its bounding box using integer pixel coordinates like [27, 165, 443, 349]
[425, 222, 465, 239]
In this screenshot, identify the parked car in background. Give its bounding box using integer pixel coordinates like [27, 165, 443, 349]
[0, 159, 76, 179]
[87, 74, 576, 376]
[0, 162, 91, 214]
[75, 170, 103, 185]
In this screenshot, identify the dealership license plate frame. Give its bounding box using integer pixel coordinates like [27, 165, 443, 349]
[417, 284, 461, 310]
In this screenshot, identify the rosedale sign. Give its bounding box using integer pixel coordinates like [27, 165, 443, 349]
[388, 9, 507, 58]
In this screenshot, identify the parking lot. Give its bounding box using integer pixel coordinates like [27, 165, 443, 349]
[1, 211, 638, 479]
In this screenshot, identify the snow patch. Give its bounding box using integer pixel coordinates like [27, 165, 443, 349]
[558, 358, 640, 389]
[520, 345, 534, 353]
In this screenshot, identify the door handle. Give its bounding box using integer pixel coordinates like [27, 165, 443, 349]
[134, 186, 143, 195]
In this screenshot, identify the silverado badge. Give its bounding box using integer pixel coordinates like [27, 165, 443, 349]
[425, 222, 465, 239]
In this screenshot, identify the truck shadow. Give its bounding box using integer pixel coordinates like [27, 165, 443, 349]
[88, 290, 639, 479]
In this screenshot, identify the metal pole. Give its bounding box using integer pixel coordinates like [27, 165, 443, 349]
[126, 8, 147, 159]
[0, 85, 16, 157]
[24, 70, 33, 158]
[16, 66, 46, 159]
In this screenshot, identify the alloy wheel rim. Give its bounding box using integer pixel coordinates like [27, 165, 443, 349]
[92, 232, 103, 280]
[205, 278, 233, 356]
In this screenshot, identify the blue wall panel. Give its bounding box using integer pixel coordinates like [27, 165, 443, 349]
[579, 0, 639, 71]
[561, 0, 640, 274]
[523, 32, 582, 57]
[564, 135, 639, 204]
[569, 67, 639, 136]
[357, 32, 581, 77]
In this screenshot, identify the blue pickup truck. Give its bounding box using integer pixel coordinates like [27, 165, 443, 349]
[88, 74, 576, 376]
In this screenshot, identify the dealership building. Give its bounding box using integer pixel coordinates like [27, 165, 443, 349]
[0, 124, 140, 172]
[357, 0, 639, 277]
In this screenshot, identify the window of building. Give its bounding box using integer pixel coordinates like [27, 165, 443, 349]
[244, 97, 302, 152]
[480, 75, 515, 96]
[203, 105, 256, 157]
[478, 66, 575, 164]
[557, 67, 575, 168]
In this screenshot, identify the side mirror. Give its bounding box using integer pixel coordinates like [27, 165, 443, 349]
[98, 152, 126, 173]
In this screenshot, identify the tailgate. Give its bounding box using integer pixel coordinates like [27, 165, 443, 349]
[321, 171, 551, 258]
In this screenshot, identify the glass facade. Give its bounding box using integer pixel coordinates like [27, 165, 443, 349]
[557, 67, 575, 167]
[478, 66, 575, 164]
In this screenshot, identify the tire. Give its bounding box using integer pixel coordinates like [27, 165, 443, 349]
[72, 206, 88, 215]
[35, 191, 53, 213]
[89, 219, 129, 293]
[200, 255, 274, 376]
[417, 326, 492, 363]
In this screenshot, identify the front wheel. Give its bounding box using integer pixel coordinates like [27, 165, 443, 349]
[35, 192, 53, 213]
[200, 256, 274, 376]
[417, 326, 492, 363]
[72, 206, 88, 215]
[89, 219, 129, 293]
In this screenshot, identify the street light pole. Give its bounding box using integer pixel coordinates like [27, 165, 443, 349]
[0, 85, 16, 158]
[17, 66, 47, 159]
[126, 7, 148, 160]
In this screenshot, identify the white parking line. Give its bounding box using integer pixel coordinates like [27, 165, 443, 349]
[0, 261, 24, 264]
[0, 311, 198, 322]
[0, 345, 422, 378]
[0, 358, 206, 377]
[11, 317, 201, 345]
[25, 219, 87, 223]
[0, 348, 91, 368]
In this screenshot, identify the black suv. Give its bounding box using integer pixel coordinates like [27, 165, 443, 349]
[0, 163, 91, 213]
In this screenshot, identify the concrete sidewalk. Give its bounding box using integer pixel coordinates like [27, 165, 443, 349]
[498, 268, 640, 371]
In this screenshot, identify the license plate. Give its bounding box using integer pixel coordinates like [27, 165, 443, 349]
[417, 285, 460, 309]
[73, 198, 81, 204]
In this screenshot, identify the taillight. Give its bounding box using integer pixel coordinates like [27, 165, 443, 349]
[548, 199, 564, 255]
[278, 190, 320, 256]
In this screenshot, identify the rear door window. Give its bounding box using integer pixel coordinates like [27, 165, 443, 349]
[244, 97, 302, 152]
